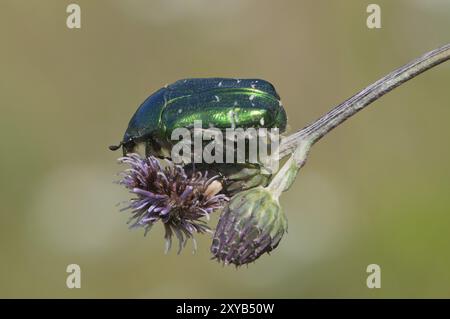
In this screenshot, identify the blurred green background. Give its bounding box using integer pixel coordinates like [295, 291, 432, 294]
[1, 0, 449, 298]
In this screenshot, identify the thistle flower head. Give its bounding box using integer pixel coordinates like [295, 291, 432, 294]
[118, 154, 229, 253]
[211, 186, 287, 266]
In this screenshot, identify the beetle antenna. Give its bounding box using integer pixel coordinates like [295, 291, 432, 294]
[109, 142, 122, 151]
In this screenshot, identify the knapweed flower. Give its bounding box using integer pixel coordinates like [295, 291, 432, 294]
[118, 154, 229, 253]
[211, 186, 288, 266]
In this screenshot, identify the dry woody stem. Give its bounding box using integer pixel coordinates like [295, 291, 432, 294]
[279, 43, 450, 160]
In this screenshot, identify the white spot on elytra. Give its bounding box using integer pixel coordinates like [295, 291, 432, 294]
[251, 83, 256, 89]
[236, 79, 241, 83]
[233, 101, 238, 106]
[278, 100, 283, 106]
[218, 81, 223, 87]
[260, 117, 265, 126]
[178, 109, 182, 114]
[249, 94, 256, 101]
[214, 95, 220, 102]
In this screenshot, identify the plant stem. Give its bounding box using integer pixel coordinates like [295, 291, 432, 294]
[267, 43, 450, 196]
[268, 140, 311, 197]
[278, 43, 450, 159]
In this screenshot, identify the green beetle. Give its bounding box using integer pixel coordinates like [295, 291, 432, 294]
[110, 78, 287, 194]
[110, 78, 287, 156]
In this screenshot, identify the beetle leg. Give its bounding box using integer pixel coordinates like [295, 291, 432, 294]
[145, 140, 152, 158]
[122, 141, 136, 156]
[145, 139, 166, 158]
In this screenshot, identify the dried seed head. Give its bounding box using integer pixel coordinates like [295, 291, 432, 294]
[118, 154, 229, 253]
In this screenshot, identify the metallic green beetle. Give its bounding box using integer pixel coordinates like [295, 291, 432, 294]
[110, 78, 287, 194]
[110, 78, 287, 156]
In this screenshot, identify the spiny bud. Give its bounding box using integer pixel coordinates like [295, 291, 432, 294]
[210, 186, 287, 266]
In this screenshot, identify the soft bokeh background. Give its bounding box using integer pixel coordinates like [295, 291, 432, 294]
[1, 0, 449, 298]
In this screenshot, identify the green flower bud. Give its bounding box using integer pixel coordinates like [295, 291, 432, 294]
[210, 186, 287, 266]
